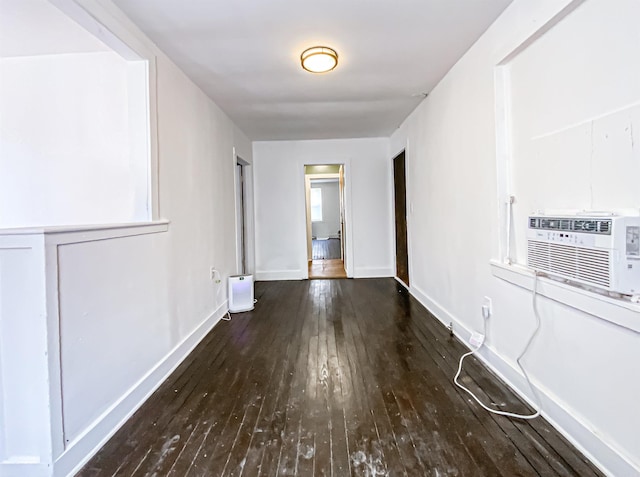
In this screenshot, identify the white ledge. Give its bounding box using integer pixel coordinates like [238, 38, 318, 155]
[490, 259, 640, 333]
[0, 221, 169, 244]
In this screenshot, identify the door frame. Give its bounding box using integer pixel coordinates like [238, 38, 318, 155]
[233, 151, 255, 275]
[299, 158, 354, 278]
[305, 173, 341, 261]
[391, 148, 411, 288]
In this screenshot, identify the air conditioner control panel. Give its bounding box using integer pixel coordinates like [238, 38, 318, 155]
[530, 230, 596, 247]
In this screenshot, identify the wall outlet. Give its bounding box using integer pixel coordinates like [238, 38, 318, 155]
[470, 332, 485, 347]
[482, 296, 492, 318]
[210, 267, 217, 281]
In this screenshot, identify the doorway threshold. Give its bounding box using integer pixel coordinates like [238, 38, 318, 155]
[309, 259, 347, 279]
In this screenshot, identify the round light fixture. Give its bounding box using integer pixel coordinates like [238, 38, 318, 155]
[300, 46, 338, 73]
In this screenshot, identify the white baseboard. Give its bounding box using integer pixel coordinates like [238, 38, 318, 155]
[354, 267, 394, 278]
[393, 276, 409, 289]
[408, 284, 637, 477]
[54, 301, 230, 477]
[255, 269, 304, 281]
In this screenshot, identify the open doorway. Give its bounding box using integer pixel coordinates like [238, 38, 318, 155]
[393, 150, 409, 287]
[235, 156, 252, 275]
[305, 165, 347, 279]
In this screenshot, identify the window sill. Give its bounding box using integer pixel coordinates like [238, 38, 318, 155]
[490, 259, 640, 333]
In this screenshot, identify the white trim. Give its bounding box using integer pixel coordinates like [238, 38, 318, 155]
[255, 270, 305, 281]
[234, 149, 252, 275]
[404, 141, 413, 289]
[490, 260, 640, 333]
[390, 148, 411, 286]
[0, 221, 169, 241]
[408, 283, 638, 477]
[492, 0, 592, 266]
[298, 158, 354, 278]
[394, 276, 409, 289]
[55, 302, 229, 477]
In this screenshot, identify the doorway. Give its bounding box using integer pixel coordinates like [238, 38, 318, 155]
[305, 165, 347, 279]
[393, 151, 409, 286]
[235, 157, 250, 275]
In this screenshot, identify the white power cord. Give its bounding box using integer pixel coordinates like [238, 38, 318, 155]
[454, 272, 542, 420]
[212, 269, 232, 322]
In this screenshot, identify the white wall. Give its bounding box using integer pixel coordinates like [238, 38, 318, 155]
[311, 180, 341, 238]
[0, 1, 253, 475]
[155, 52, 240, 338]
[390, 0, 640, 475]
[253, 138, 393, 280]
[0, 51, 149, 227]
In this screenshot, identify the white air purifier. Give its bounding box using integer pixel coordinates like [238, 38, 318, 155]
[228, 274, 254, 312]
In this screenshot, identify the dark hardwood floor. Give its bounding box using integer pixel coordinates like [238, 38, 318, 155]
[312, 238, 341, 260]
[78, 279, 602, 477]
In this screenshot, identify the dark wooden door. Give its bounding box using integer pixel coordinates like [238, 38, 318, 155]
[393, 151, 409, 286]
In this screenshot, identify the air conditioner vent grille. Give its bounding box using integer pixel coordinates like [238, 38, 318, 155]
[527, 240, 611, 288]
[529, 217, 612, 234]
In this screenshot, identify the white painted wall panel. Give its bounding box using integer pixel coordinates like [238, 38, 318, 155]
[253, 138, 393, 279]
[253, 144, 304, 277]
[57, 233, 170, 443]
[0, 238, 49, 463]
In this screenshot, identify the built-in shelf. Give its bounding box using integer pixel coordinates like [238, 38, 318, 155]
[490, 259, 640, 333]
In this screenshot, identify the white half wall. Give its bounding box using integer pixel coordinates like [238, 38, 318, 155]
[390, 0, 640, 475]
[253, 138, 394, 280]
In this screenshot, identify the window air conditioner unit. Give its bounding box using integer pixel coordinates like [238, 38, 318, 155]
[228, 274, 254, 312]
[527, 214, 640, 295]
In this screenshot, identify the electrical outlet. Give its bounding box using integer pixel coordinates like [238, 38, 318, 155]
[470, 332, 485, 347]
[210, 267, 217, 281]
[482, 296, 492, 318]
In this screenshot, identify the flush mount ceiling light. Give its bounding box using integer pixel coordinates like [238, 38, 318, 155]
[300, 46, 338, 73]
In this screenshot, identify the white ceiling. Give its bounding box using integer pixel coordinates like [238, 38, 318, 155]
[6, 0, 514, 140]
[113, 0, 514, 140]
[0, 0, 108, 58]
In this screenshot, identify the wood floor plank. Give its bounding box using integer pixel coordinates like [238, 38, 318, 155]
[78, 278, 604, 477]
[338, 281, 409, 476]
[82, 319, 253, 476]
[345, 280, 507, 477]
[274, 285, 314, 476]
[394, 281, 599, 477]
[324, 286, 351, 476]
[312, 238, 341, 260]
[183, 285, 294, 476]
[309, 259, 347, 279]
[388, 286, 550, 476]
